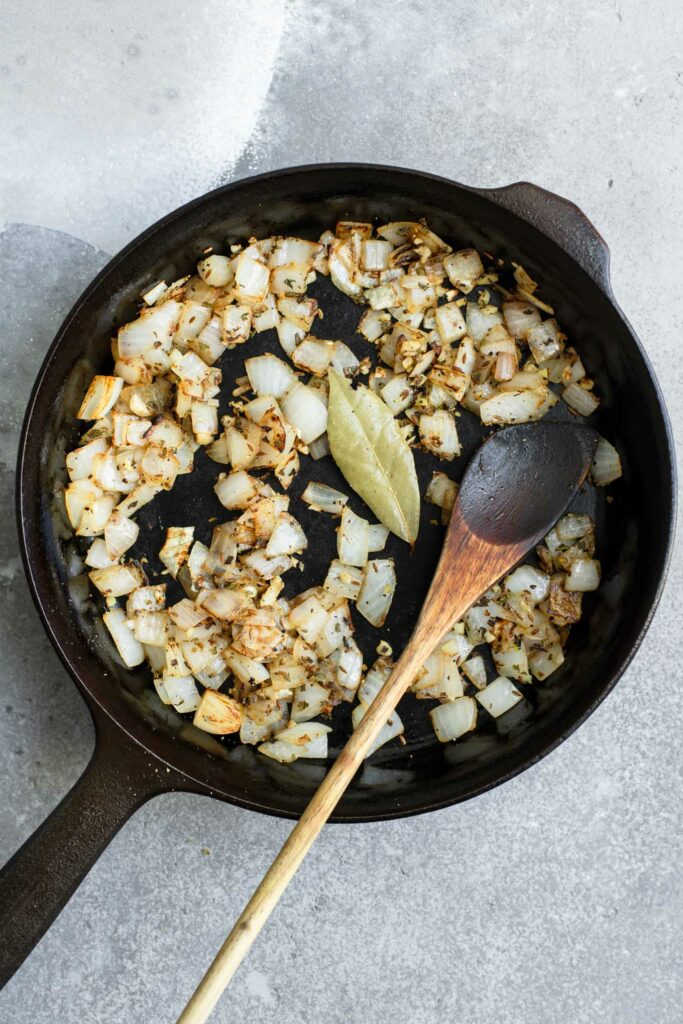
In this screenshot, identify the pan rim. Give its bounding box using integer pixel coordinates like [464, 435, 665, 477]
[15, 162, 678, 822]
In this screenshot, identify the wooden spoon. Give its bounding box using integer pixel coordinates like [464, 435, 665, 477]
[177, 420, 597, 1024]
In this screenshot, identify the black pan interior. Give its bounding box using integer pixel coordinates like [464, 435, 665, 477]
[18, 166, 675, 821]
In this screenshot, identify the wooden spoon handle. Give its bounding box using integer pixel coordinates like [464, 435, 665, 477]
[177, 512, 504, 1024]
[176, 632, 429, 1023]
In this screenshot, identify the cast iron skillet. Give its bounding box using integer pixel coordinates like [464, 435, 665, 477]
[0, 164, 676, 988]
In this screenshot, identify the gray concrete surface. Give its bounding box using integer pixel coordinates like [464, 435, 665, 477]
[1, 2, 681, 1022]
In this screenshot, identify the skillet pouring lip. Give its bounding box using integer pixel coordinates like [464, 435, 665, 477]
[15, 162, 677, 823]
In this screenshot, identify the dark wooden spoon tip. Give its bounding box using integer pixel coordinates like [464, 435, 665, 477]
[459, 422, 599, 548]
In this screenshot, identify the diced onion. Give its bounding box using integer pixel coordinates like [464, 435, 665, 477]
[337, 506, 369, 567]
[308, 433, 331, 460]
[556, 513, 593, 542]
[104, 511, 139, 559]
[89, 563, 144, 597]
[561, 382, 600, 416]
[358, 308, 391, 342]
[337, 640, 363, 692]
[265, 513, 308, 557]
[425, 472, 457, 517]
[502, 300, 542, 340]
[171, 350, 210, 383]
[329, 241, 362, 298]
[455, 335, 477, 377]
[280, 383, 328, 443]
[145, 414, 183, 449]
[193, 689, 242, 734]
[146, 642, 170, 674]
[367, 524, 389, 552]
[564, 558, 600, 592]
[358, 658, 392, 704]
[214, 471, 260, 510]
[461, 654, 487, 690]
[240, 701, 289, 745]
[190, 401, 218, 445]
[77, 493, 117, 537]
[413, 651, 463, 701]
[365, 282, 401, 309]
[187, 541, 212, 587]
[479, 387, 549, 426]
[195, 588, 247, 621]
[591, 435, 622, 485]
[269, 237, 321, 269]
[159, 526, 194, 577]
[504, 565, 550, 604]
[526, 318, 561, 362]
[323, 560, 364, 600]
[361, 238, 393, 271]
[356, 559, 396, 627]
[233, 249, 270, 305]
[276, 317, 305, 356]
[77, 376, 124, 420]
[133, 610, 169, 647]
[153, 677, 172, 704]
[435, 302, 467, 343]
[492, 642, 530, 684]
[466, 302, 503, 343]
[197, 254, 234, 287]
[301, 481, 348, 514]
[141, 280, 168, 306]
[267, 656, 307, 696]
[118, 301, 181, 359]
[381, 374, 414, 416]
[85, 538, 119, 569]
[352, 701, 404, 756]
[66, 436, 109, 480]
[225, 422, 260, 472]
[419, 410, 461, 459]
[429, 696, 477, 742]
[242, 550, 293, 580]
[277, 296, 318, 332]
[191, 316, 226, 364]
[103, 607, 145, 668]
[174, 300, 211, 345]
[528, 644, 565, 681]
[287, 595, 329, 645]
[439, 629, 473, 665]
[260, 721, 331, 762]
[480, 324, 515, 359]
[476, 676, 524, 718]
[315, 602, 352, 658]
[253, 305, 280, 334]
[69, 480, 109, 533]
[291, 682, 331, 723]
[270, 264, 311, 296]
[164, 676, 201, 714]
[330, 341, 360, 377]
[127, 585, 166, 615]
[246, 354, 297, 398]
[427, 365, 468, 402]
[443, 249, 483, 293]
[292, 338, 333, 377]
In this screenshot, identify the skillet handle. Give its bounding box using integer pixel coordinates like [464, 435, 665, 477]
[0, 711, 184, 989]
[471, 181, 612, 293]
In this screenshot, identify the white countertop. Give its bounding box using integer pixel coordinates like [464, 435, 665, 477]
[1, 2, 681, 1022]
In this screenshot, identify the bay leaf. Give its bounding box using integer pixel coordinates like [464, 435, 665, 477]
[327, 370, 420, 544]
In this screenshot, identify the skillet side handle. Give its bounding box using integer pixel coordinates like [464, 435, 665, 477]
[471, 181, 612, 293]
[0, 715, 183, 990]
